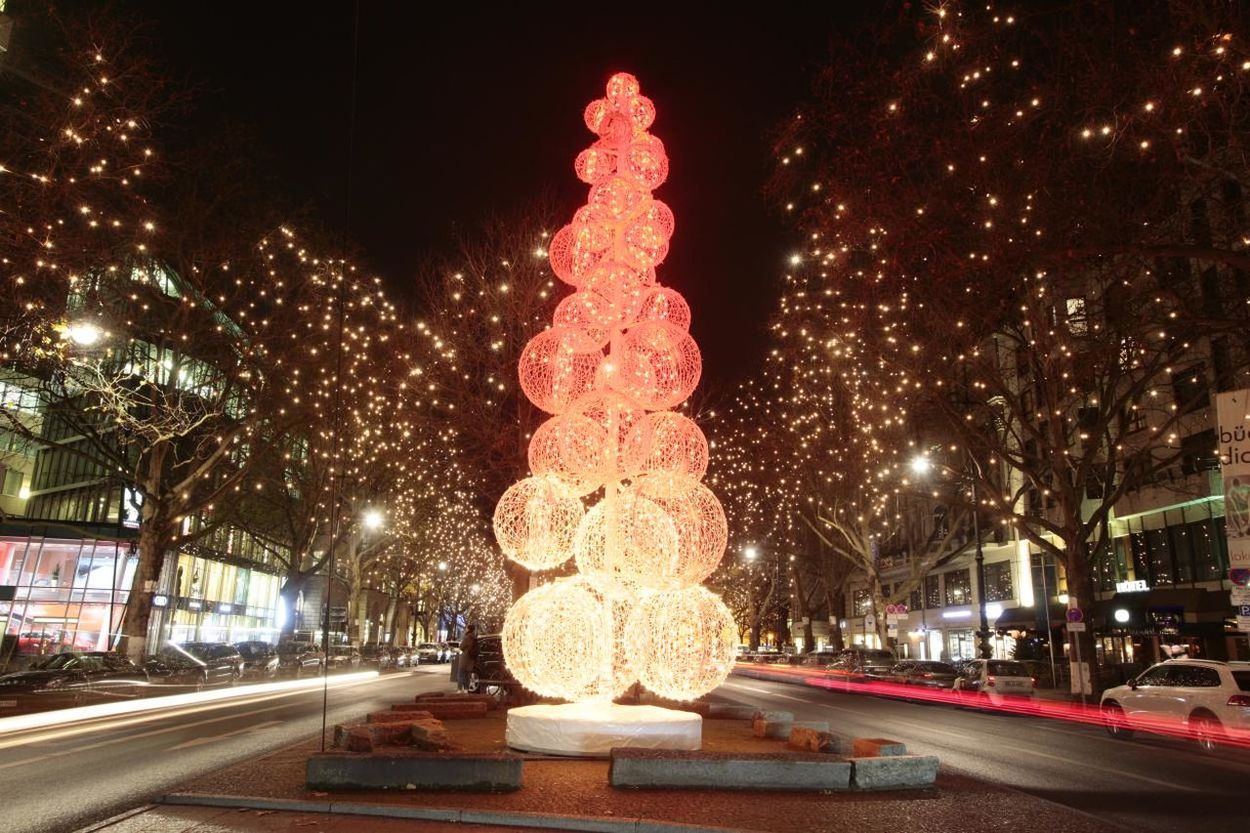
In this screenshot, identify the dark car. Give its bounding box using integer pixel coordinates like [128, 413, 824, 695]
[146, 642, 244, 690]
[359, 645, 396, 671]
[234, 641, 280, 681]
[0, 651, 149, 713]
[890, 659, 959, 689]
[826, 648, 898, 683]
[465, 633, 518, 698]
[276, 641, 324, 677]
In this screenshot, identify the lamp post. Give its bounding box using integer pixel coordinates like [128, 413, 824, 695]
[910, 451, 993, 660]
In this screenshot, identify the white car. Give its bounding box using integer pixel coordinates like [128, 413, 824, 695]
[952, 659, 1037, 703]
[1101, 659, 1250, 752]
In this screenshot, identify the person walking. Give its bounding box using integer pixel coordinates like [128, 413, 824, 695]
[457, 624, 478, 692]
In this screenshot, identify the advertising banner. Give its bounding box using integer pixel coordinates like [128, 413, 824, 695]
[1217, 390, 1250, 569]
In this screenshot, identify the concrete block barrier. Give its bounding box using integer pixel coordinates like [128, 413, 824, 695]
[787, 727, 852, 754]
[705, 704, 757, 720]
[752, 719, 793, 739]
[851, 737, 907, 758]
[849, 755, 939, 790]
[609, 748, 851, 791]
[306, 751, 523, 792]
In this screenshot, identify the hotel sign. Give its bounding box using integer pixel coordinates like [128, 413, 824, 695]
[1115, 580, 1148, 593]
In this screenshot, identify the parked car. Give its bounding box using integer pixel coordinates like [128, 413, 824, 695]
[464, 633, 518, 698]
[0, 651, 149, 713]
[234, 641, 280, 681]
[146, 642, 244, 690]
[359, 645, 396, 671]
[276, 641, 324, 678]
[889, 660, 959, 689]
[1101, 659, 1250, 752]
[414, 643, 442, 664]
[802, 651, 837, 667]
[825, 648, 898, 683]
[953, 659, 1037, 703]
[325, 645, 361, 671]
[391, 647, 414, 668]
[439, 641, 459, 663]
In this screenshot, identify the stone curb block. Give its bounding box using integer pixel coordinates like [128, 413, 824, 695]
[609, 749, 851, 791]
[159, 793, 748, 833]
[67, 805, 154, 833]
[306, 751, 522, 791]
[848, 755, 940, 790]
[851, 737, 907, 758]
[705, 704, 756, 720]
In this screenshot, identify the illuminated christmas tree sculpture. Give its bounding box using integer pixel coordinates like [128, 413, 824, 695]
[495, 72, 736, 755]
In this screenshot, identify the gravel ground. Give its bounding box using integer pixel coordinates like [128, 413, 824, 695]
[169, 711, 1125, 833]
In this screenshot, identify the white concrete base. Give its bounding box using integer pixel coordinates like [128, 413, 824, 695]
[505, 702, 702, 757]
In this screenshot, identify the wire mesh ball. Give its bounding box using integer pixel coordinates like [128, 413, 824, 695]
[503, 577, 619, 701]
[492, 475, 584, 571]
[547, 224, 578, 286]
[628, 95, 656, 131]
[621, 411, 709, 481]
[634, 472, 727, 586]
[587, 177, 649, 227]
[621, 135, 669, 191]
[609, 320, 702, 410]
[553, 289, 636, 350]
[570, 390, 646, 475]
[574, 144, 617, 185]
[581, 260, 656, 317]
[606, 72, 641, 107]
[626, 586, 738, 701]
[528, 412, 611, 496]
[573, 489, 680, 591]
[518, 327, 603, 414]
[634, 286, 691, 331]
[623, 212, 672, 271]
[584, 98, 610, 134]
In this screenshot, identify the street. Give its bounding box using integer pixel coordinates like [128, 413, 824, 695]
[0, 665, 454, 833]
[719, 673, 1249, 833]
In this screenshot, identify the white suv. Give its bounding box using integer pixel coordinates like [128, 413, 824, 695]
[1100, 659, 1250, 752]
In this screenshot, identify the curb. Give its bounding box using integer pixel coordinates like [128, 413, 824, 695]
[160, 793, 751, 833]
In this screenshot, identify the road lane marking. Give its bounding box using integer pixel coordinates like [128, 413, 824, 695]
[168, 719, 285, 750]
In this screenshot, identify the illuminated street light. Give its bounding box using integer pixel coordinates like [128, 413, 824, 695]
[743, 546, 759, 562]
[67, 321, 103, 347]
[437, 561, 448, 572]
[909, 454, 933, 476]
[362, 508, 384, 531]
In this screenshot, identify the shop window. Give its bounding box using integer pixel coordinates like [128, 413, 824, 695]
[924, 574, 941, 609]
[944, 569, 972, 607]
[982, 561, 1014, 602]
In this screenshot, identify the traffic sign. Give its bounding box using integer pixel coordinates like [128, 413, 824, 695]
[1238, 604, 1250, 618]
[1232, 587, 1250, 605]
[1066, 607, 1084, 623]
[1231, 568, 1250, 587]
[1066, 621, 1087, 632]
[1239, 617, 1250, 633]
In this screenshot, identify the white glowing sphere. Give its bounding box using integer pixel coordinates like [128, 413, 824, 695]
[492, 475, 584, 571]
[634, 473, 727, 586]
[528, 413, 610, 496]
[621, 411, 709, 480]
[626, 586, 737, 701]
[573, 489, 679, 591]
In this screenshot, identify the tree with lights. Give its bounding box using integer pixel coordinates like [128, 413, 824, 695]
[768, 2, 1250, 682]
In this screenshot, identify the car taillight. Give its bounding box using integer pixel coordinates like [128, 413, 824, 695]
[1228, 694, 1250, 707]
[920, 673, 933, 679]
[987, 676, 997, 687]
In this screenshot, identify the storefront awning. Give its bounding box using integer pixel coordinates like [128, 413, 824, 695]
[993, 603, 1068, 630]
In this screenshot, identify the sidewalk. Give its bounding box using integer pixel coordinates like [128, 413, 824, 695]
[76, 805, 567, 833]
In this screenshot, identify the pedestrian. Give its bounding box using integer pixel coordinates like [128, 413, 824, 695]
[457, 624, 478, 692]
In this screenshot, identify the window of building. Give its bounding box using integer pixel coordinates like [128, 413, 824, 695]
[944, 569, 972, 607]
[1146, 528, 1173, 586]
[910, 587, 923, 613]
[1064, 297, 1088, 335]
[1171, 365, 1209, 414]
[852, 588, 872, 616]
[1, 468, 23, 497]
[925, 574, 941, 609]
[981, 561, 1014, 602]
[1180, 429, 1220, 477]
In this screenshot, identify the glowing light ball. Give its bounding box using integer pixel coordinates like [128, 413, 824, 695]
[610, 321, 702, 410]
[500, 71, 734, 714]
[518, 326, 603, 414]
[622, 411, 709, 481]
[626, 586, 737, 701]
[528, 413, 610, 496]
[635, 473, 727, 586]
[493, 475, 584, 571]
[574, 489, 680, 590]
[504, 578, 621, 701]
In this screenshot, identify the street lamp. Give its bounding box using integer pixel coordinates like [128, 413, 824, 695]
[362, 508, 384, 531]
[743, 546, 758, 562]
[66, 321, 104, 347]
[909, 452, 993, 660]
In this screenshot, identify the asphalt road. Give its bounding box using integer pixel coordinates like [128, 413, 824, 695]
[719, 673, 1250, 833]
[0, 665, 456, 833]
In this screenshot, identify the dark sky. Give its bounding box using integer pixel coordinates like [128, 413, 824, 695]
[112, 3, 866, 383]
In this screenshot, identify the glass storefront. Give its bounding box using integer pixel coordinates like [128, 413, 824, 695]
[0, 535, 136, 669]
[159, 552, 281, 646]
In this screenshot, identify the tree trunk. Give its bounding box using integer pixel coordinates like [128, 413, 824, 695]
[121, 521, 167, 660]
[278, 574, 305, 639]
[383, 594, 399, 644]
[1064, 546, 1100, 697]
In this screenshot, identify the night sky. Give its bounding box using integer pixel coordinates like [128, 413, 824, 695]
[108, 3, 868, 382]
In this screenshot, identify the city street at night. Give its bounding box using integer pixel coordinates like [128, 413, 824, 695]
[0, 667, 451, 833]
